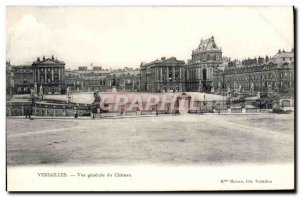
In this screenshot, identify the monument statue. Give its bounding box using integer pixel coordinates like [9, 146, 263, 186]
[93, 91, 101, 104]
[111, 74, 117, 93]
[268, 83, 272, 93]
[211, 82, 215, 93]
[34, 83, 37, 94]
[112, 74, 116, 87]
[66, 87, 70, 96]
[39, 85, 43, 95]
[30, 87, 34, 96]
[227, 86, 231, 97]
[199, 81, 202, 92]
[39, 85, 43, 99]
[250, 83, 254, 94]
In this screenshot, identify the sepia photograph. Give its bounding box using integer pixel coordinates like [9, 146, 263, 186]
[5, 6, 295, 191]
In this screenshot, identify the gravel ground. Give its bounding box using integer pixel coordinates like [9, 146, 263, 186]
[6, 113, 294, 166]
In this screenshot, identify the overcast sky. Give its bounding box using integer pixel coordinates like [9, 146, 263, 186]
[6, 6, 293, 69]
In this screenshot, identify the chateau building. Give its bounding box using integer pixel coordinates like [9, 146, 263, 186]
[186, 36, 223, 92]
[32, 55, 66, 94]
[6, 61, 15, 95]
[8, 38, 294, 98]
[105, 67, 140, 92]
[76, 66, 110, 92]
[213, 49, 294, 97]
[13, 65, 33, 94]
[140, 57, 186, 92]
[65, 69, 81, 92]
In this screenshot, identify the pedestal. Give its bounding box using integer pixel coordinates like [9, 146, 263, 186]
[67, 96, 71, 103]
[112, 86, 117, 93]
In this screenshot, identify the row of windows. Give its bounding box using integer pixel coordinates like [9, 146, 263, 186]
[224, 81, 294, 89]
[15, 69, 32, 73]
[282, 57, 293, 61]
[37, 67, 61, 72]
[84, 81, 106, 85]
[218, 71, 293, 81]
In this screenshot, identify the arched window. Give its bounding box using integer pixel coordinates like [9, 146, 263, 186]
[202, 69, 207, 81]
[212, 54, 217, 61]
[207, 54, 211, 61]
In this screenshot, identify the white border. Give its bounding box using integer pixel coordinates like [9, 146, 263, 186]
[1, 0, 299, 196]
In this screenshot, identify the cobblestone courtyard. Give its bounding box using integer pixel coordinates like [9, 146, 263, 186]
[7, 114, 294, 166]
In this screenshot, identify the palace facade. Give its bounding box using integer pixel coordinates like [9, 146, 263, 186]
[13, 65, 33, 94]
[32, 55, 66, 94]
[76, 66, 110, 92]
[7, 37, 294, 98]
[6, 61, 15, 95]
[105, 67, 140, 92]
[213, 50, 294, 97]
[140, 57, 186, 92]
[186, 36, 223, 92]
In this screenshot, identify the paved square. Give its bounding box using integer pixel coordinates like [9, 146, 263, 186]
[7, 114, 294, 166]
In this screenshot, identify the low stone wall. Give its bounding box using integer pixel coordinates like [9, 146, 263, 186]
[96, 110, 157, 118]
[246, 108, 260, 113]
[7, 101, 90, 117]
[6, 102, 32, 116]
[32, 107, 88, 117]
[231, 108, 242, 113]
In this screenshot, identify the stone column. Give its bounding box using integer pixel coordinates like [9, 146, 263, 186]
[33, 69, 35, 82]
[52, 67, 54, 82]
[44, 69, 47, 83]
[179, 67, 182, 81]
[21, 106, 24, 116]
[132, 79, 135, 91]
[58, 68, 61, 82]
[160, 67, 163, 82]
[199, 67, 202, 79]
[166, 67, 169, 82]
[172, 66, 175, 81]
[38, 69, 40, 82]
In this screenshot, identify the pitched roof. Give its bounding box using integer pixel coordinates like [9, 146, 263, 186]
[141, 57, 185, 68]
[197, 36, 220, 51]
[32, 57, 65, 65]
[271, 51, 294, 59]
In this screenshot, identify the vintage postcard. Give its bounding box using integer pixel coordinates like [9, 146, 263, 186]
[6, 6, 294, 191]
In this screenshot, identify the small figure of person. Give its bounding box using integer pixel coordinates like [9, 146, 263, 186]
[90, 112, 95, 119]
[74, 107, 78, 118]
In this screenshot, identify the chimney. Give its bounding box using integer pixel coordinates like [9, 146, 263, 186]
[161, 57, 166, 60]
[52, 55, 54, 60]
[43, 56, 45, 61]
[37, 57, 40, 62]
